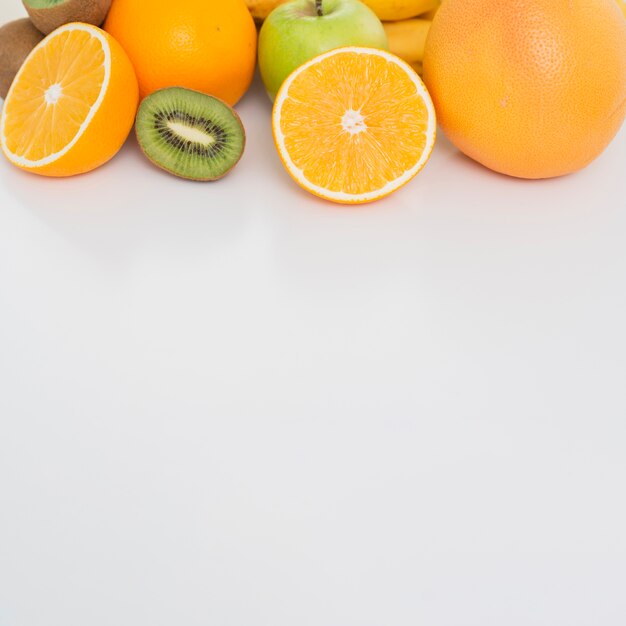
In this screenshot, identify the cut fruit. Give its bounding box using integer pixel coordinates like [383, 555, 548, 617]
[135, 87, 246, 181]
[0, 23, 138, 177]
[272, 46, 436, 204]
[23, 0, 112, 35]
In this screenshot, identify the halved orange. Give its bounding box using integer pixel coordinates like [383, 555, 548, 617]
[1, 23, 138, 177]
[272, 46, 436, 205]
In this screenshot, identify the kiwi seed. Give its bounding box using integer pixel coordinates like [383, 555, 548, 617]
[22, 0, 112, 35]
[0, 18, 45, 100]
[135, 87, 247, 182]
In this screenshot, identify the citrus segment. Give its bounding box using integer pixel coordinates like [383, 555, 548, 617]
[4, 29, 106, 163]
[272, 47, 436, 204]
[1, 23, 138, 177]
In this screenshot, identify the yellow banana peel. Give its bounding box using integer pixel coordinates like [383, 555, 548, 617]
[383, 18, 432, 64]
[248, 0, 441, 22]
[245, 0, 290, 21]
[361, 0, 439, 21]
[420, 0, 440, 20]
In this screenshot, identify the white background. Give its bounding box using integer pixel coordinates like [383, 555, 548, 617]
[2, 3, 626, 625]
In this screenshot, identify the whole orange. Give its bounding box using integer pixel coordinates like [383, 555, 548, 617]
[104, 0, 257, 105]
[423, 0, 626, 179]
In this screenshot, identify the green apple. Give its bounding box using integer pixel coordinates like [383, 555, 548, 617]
[258, 0, 388, 100]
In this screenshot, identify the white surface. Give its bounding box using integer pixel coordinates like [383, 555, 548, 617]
[2, 4, 626, 625]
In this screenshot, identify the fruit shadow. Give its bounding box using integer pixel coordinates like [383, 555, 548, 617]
[420, 128, 626, 260]
[0, 132, 252, 270]
[433, 130, 593, 189]
[257, 123, 625, 297]
[235, 69, 289, 192]
[257, 155, 443, 297]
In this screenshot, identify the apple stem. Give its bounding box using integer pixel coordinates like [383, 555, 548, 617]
[315, 0, 324, 16]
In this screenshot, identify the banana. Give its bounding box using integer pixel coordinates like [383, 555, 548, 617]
[245, 0, 290, 21]
[361, 0, 440, 21]
[247, 0, 440, 23]
[383, 18, 432, 64]
[419, 0, 440, 20]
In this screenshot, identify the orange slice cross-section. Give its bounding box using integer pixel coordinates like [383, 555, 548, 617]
[272, 46, 437, 204]
[1, 23, 138, 177]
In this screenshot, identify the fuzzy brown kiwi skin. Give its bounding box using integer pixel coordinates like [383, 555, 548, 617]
[135, 89, 247, 182]
[23, 0, 112, 35]
[0, 18, 45, 99]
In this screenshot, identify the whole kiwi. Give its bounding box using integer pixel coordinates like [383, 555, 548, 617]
[0, 18, 45, 99]
[22, 0, 112, 35]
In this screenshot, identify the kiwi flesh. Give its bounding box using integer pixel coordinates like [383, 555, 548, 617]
[0, 19, 45, 99]
[22, 0, 112, 35]
[135, 87, 246, 182]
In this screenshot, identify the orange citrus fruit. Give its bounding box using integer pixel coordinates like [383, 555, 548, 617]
[1, 23, 138, 177]
[272, 47, 436, 204]
[423, 0, 626, 179]
[104, 0, 257, 105]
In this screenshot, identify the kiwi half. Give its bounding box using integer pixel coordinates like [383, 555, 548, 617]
[0, 19, 45, 99]
[135, 87, 246, 182]
[22, 0, 112, 35]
